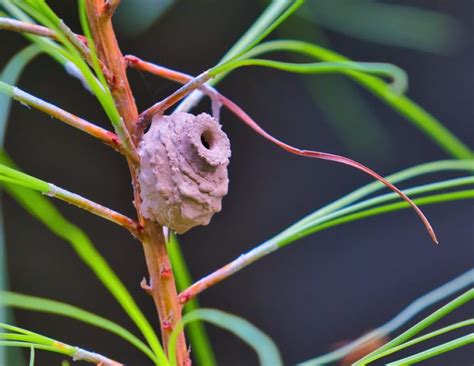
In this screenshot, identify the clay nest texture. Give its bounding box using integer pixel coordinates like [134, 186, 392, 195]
[138, 112, 231, 234]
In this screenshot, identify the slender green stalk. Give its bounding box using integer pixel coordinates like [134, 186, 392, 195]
[0, 153, 166, 365]
[0, 162, 140, 234]
[362, 320, 473, 365]
[0, 41, 43, 366]
[0, 323, 120, 364]
[276, 176, 474, 244]
[9, 1, 136, 156]
[227, 0, 304, 60]
[179, 189, 474, 303]
[287, 160, 474, 231]
[0, 163, 48, 191]
[168, 309, 283, 366]
[240, 40, 473, 159]
[0, 291, 158, 364]
[0, 342, 74, 358]
[209, 59, 407, 95]
[301, 269, 473, 365]
[355, 290, 474, 364]
[77, 0, 109, 90]
[387, 334, 474, 365]
[280, 190, 474, 247]
[0, 80, 123, 151]
[1, 1, 68, 65]
[0, 44, 42, 145]
[176, 0, 304, 112]
[28, 346, 34, 366]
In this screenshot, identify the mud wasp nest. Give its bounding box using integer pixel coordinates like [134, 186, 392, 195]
[138, 112, 231, 234]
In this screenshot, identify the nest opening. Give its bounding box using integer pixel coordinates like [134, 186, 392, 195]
[200, 129, 214, 150]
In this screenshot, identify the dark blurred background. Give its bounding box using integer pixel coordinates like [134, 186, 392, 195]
[2, 1, 473, 365]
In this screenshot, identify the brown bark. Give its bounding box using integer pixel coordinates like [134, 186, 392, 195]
[84, 1, 189, 364]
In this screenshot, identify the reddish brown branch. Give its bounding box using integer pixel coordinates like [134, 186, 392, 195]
[217, 93, 437, 244]
[141, 222, 188, 362]
[11, 86, 124, 153]
[85, 4, 188, 364]
[84, 1, 138, 137]
[47, 183, 141, 237]
[137, 71, 211, 125]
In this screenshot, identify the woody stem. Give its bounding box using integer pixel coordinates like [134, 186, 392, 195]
[84, 1, 188, 364]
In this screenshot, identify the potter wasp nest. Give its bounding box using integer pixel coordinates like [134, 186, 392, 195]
[138, 112, 231, 234]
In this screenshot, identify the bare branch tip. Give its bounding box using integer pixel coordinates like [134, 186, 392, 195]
[102, 0, 121, 17]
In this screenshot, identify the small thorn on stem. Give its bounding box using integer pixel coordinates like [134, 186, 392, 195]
[162, 318, 173, 331]
[140, 277, 153, 295]
[185, 346, 193, 366]
[124, 55, 139, 66]
[161, 266, 172, 279]
[162, 226, 170, 243]
[178, 292, 191, 305]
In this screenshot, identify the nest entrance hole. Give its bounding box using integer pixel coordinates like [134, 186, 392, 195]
[200, 129, 214, 150]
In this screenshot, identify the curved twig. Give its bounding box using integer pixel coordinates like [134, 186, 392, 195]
[127, 55, 437, 244]
[0, 82, 125, 154]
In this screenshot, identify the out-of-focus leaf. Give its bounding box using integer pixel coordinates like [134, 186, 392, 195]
[0, 153, 166, 365]
[180, 161, 474, 299]
[115, 0, 175, 37]
[300, 269, 474, 365]
[177, 0, 304, 112]
[278, 13, 394, 161]
[299, 0, 462, 54]
[0, 43, 42, 366]
[304, 75, 394, 161]
[387, 334, 473, 365]
[0, 44, 42, 145]
[371, 320, 472, 365]
[28, 346, 34, 366]
[355, 290, 473, 365]
[0, 291, 158, 364]
[0, 322, 77, 357]
[169, 309, 283, 366]
[211, 58, 408, 95]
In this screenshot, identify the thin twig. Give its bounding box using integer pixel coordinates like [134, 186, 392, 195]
[126, 55, 437, 244]
[217, 92, 437, 243]
[179, 242, 277, 304]
[9, 86, 125, 154]
[0, 17, 114, 85]
[57, 20, 114, 83]
[125, 55, 190, 84]
[1, 340, 122, 366]
[0, 17, 55, 38]
[137, 71, 211, 125]
[72, 346, 123, 366]
[47, 184, 141, 237]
